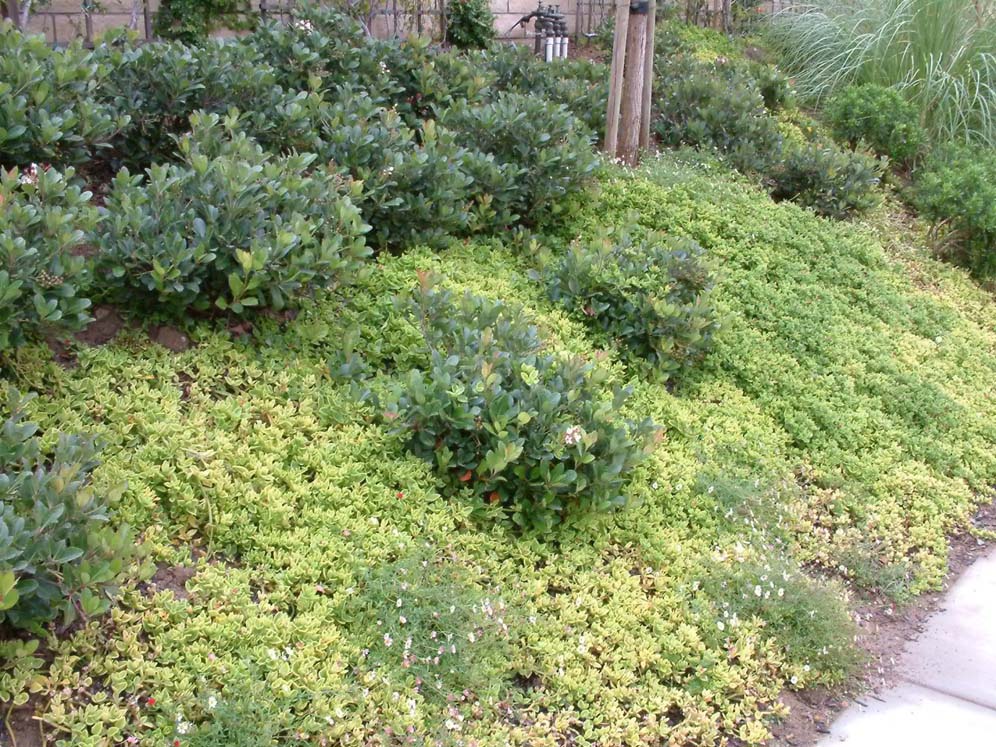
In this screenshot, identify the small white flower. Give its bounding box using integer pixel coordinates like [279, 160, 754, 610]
[778, 587, 785, 597]
[468, 632, 476, 643]
[177, 720, 192, 735]
[717, 620, 726, 631]
[754, 585, 763, 597]
[790, 675, 798, 685]
[563, 425, 583, 446]
[207, 696, 218, 710]
[384, 633, 394, 647]
[396, 598, 403, 607]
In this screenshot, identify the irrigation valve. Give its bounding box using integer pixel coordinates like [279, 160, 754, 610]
[513, 3, 570, 61]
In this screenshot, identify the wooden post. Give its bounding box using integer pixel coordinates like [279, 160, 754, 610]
[143, 0, 152, 40]
[602, 0, 630, 155]
[617, 1, 647, 165]
[4, 0, 20, 27]
[639, 0, 656, 150]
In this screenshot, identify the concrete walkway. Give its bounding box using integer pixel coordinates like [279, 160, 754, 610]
[818, 547, 996, 745]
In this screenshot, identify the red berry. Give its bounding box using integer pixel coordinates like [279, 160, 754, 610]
[147, 697, 156, 706]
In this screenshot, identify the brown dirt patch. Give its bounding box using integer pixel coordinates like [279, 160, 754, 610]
[768, 499, 996, 745]
[149, 325, 192, 353]
[75, 305, 125, 347]
[141, 564, 198, 601]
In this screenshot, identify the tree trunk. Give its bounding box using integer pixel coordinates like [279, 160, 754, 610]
[617, 7, 648, 165]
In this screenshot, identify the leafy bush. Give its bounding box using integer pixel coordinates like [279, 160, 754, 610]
[0, 24, 124, 170]
[483, 44, 609, 138]
[826, 84, 926, 165]
[345, 551, 511, 702]
[0, 165, 95, 352]
[445, 0, 496, 50]
[385, 276, 657, 534]
[654, 58, 783, 174]
[913, 144, 996, 278]
[0, 389, 135, 633]
[547, 228, 719, 379]
[766, 138, 882, 219]
[749, 62, 793, 111]
[440, 92, 598, 225]
[96, 112, 371, 316]
[95, 37, 293, 170]
[304, 90, 517, 249]
[250, 10, 396, 103]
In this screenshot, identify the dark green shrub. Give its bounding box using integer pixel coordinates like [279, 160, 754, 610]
[547, 228, 719, 379]
[385, 276, 657, 534]
[826, 84, 926, 165]
[0, 389, 135, 633]
[749, 62, 793, 111]
[95, 37, 293, 170]
[0, 165, 95, 352]
[250, 10, 396, 103]
[913, 144, 996, 278]
[767, 139, 882, 219]
[373, 36, 492, 125]
[445, 0, 496, 49]
[96, 112, 371, 316]
[483, 44, 609, 138]
[440, 92, 598, 225]
[654, 58, 783, 174]
[0, 25, 124, 170]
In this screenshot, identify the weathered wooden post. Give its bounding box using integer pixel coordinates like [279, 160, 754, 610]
[603, 0, 656, 165]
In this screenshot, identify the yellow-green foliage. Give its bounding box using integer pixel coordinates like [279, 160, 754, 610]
[5, 158, 996, 746]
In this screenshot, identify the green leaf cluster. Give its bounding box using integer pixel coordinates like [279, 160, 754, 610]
[0, 165, 95, 352]
[0, 24, 126, 170]
[95, 112, 371, 316]
[547, 226, 719, 379]
[385, 277, 657, 534]
[0, 388, 135, 632]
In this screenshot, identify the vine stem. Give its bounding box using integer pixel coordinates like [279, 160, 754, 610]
[4, 701, 17, 747]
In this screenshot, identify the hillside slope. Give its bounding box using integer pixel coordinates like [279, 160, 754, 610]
[12, 155, 996, 746]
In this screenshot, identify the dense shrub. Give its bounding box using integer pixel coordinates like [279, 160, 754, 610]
[316, 92, 519, 248]
[749, 62, 793, 111]
[96, 113, 370, 316]
[767, 139, 882, 219]
[441, 92, 598, 224]
[913, 144, 996, 278]
[0, 25, 124, 169]
[654, 58, 783, 174]
[445, 0, 496, 50]
[483, 44, 609, 138]
[95, 37, 293, 170]
[250, 11, 396, 103]
[826, 84, 926, 165]
[0, 389, 135, 633]
[0, 165, 95, 352]
[547, 228, 719, 379]
[385, 276, 657, 534]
